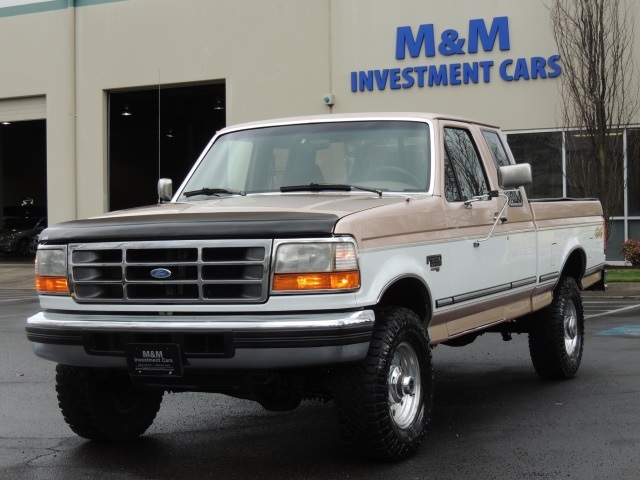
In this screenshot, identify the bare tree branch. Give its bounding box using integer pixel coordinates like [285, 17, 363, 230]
[548, 0, 639, 238]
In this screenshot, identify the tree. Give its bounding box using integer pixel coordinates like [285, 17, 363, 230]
[548, 0, 639, 238]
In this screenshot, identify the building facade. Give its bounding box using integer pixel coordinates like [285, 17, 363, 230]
[0, 0, 638, 260]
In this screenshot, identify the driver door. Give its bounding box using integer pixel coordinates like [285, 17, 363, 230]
[440, 124, 510, 336]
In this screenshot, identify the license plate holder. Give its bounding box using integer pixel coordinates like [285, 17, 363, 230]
[125, 343, 184, 377]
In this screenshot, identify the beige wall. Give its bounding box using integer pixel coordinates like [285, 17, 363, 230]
[0, 8, 76, 225]
[331, 0, 562, 129]
[332, 0, 640, 131]
[74, 0, 332, 218]
[0, 0, 639, 222]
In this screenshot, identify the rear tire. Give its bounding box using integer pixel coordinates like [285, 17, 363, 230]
[528, 276, 584, 379]
[56, 364, 163, 441]
[334, 307, 434, 461]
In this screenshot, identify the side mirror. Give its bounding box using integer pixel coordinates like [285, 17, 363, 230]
[157, 178, 173, 202]
[498, 164, 531, 189]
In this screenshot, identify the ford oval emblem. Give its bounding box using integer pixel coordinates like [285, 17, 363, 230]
[150, 268, 172, 279]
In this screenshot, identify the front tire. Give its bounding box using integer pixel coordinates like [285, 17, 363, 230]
[528, 276, 584, 379]
[334, 307, 434, 461]
[56, 365, 164, 441]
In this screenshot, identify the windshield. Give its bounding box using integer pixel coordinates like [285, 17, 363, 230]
[178, 121, 431, 198]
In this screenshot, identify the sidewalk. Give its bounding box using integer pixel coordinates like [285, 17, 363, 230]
[1, 262, 638, 298]
[0, 263, 36, 290]
[582, 281, 640, 299]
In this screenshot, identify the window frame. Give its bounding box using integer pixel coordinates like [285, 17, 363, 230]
[442, 126, 490, 203]
[481, 128, 523, 206]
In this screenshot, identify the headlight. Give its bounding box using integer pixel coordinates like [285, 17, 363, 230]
[35, 246, 69, 294]
[272, 239, 360, 293]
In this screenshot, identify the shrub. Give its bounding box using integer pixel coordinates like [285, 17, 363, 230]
[621, 239, 640, 266]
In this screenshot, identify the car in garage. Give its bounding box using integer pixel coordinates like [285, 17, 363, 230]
[0, 216, 47, 256]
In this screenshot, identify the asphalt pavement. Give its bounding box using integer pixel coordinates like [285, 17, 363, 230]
[0, 262, 36, 290]
[1, 261, 640, 479]
[2, 292, 639, 479]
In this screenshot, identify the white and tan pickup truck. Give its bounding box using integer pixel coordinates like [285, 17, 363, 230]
[27, 112, 605, 461]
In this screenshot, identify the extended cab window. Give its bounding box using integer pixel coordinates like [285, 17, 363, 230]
[443, 128, 488, 202]
[482, 129, 523, 205]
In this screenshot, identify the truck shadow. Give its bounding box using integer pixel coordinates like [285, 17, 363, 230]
[40, 362, 576, 479]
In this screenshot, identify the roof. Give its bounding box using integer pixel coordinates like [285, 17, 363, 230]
[221, 112, 500, 134]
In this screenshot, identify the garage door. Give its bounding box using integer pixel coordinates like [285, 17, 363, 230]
[0, 96, 45, 122]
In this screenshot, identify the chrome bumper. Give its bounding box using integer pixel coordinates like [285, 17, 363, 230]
[26, 309, 375, 369]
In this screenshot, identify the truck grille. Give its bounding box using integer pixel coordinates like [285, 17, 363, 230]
[68, 240, 272, 304]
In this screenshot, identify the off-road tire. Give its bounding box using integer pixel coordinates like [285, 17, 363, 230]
[528, 276, 584, 379]
[334, 306, 434, 462]
[56, 364, 164, 441]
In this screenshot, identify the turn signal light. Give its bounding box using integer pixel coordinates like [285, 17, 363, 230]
[273, 271, 360, 291]
[35, 275, 69, 294]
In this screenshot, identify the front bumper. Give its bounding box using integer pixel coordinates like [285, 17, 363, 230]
[26, 309, 374, 369]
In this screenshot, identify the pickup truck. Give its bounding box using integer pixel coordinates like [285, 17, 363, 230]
[26, 112, 605, 461]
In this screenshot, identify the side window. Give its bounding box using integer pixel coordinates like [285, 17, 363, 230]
[482, 130, 523, 205]
[482, 130, 510, 167]
[444, 148, 462, 202]
[443, 128, 489, 201]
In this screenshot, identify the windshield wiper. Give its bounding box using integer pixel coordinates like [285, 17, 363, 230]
[280, 183, 382, 197]
[183, 187, 246, 198]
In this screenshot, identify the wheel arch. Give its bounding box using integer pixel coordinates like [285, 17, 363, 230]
[560, 247, 586, 285]
[377, 275, 432, 328]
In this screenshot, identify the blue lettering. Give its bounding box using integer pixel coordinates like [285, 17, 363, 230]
[499, 59, 513, 81]
[396, 24, 436, 59]
[463, 62, 479, 84]
[375, 69, 389, 90]
[390, 68, 402, 89]
[402, 67, 415, 88]
[530, 57, 547, 79]
[359, 71, 374, 91]
[349, 17, 563, 92]
[450, 63, 462, 85]
[547, 54, 562, 78]
[414, 66, 427, 87]
[428, 65, 448, 86]
[513, 58, 530, 80]
[468, 17, 510, 53]
[438, 29, 465, 56]
[479, 61, 493, 82]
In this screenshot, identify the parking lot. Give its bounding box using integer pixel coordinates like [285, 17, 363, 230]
[0, 285, 638, 479]
[584, 298, 640, 319]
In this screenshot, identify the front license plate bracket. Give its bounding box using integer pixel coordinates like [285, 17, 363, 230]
[125, 343, 184, 377]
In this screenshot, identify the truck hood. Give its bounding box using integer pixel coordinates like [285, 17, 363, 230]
[40, 194, 408, 243]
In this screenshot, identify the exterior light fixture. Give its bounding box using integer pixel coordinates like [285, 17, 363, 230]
[121, 105, 132, 116]
[2, 121, 11, 125]
[213, 98, 224, 110]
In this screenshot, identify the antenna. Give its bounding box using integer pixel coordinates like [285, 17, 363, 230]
[158, 70, 161, 182]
